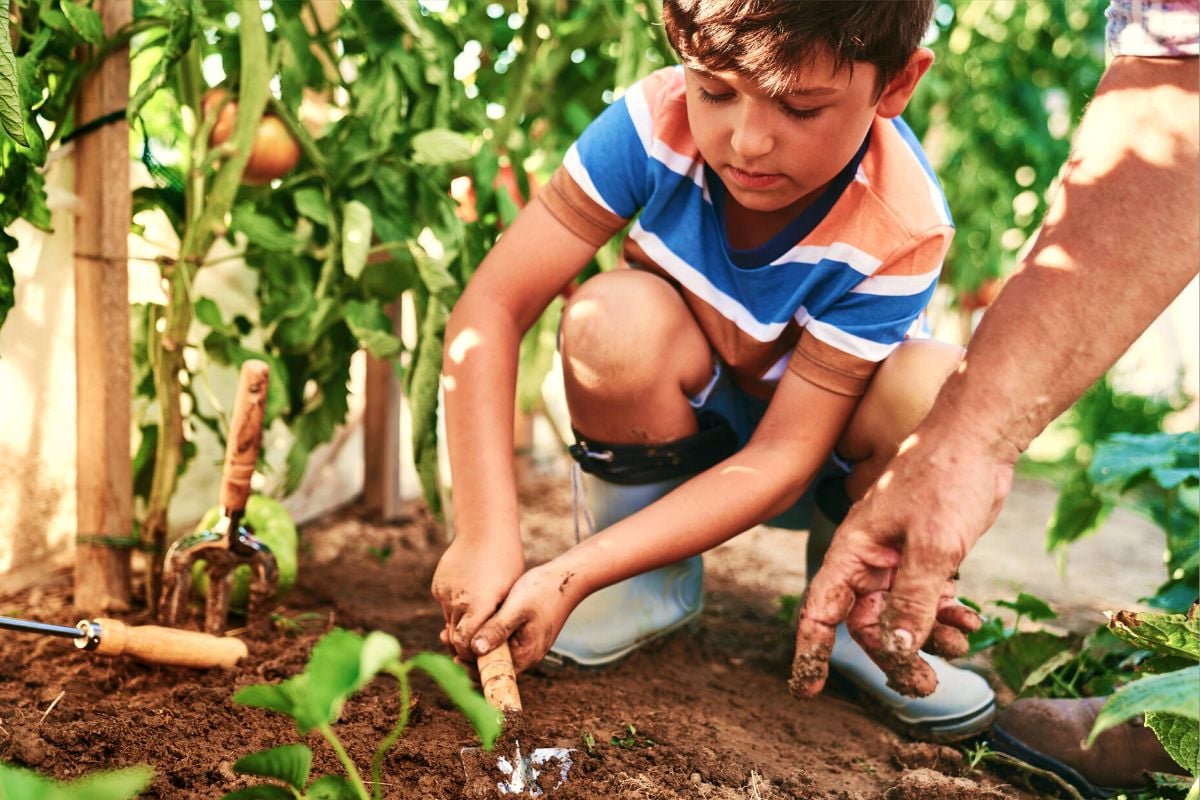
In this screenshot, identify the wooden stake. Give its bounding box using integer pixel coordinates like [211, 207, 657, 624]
[73, 0, 133, 614]
[363, 300, 404, 520]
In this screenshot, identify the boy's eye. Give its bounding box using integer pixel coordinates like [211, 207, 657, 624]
[698, 87, 733, 104]
[782, 105, 822, 121]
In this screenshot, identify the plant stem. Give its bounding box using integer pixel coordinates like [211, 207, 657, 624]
[318, 724, 371, 800]
[371, 666, 412, 800]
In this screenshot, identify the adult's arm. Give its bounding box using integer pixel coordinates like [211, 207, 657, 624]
[792, 55, 1200, 698]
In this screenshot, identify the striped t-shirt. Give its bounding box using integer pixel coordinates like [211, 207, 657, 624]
[540, 66, 953, 398]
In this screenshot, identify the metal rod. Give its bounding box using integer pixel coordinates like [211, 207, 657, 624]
[0, 616, 85, 640]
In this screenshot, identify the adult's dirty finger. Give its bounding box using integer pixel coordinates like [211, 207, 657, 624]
[936, 599, 982, 633]
[923, 623, 970, 659]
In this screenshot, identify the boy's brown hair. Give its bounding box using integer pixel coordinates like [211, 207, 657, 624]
[661, 0, 935, 99]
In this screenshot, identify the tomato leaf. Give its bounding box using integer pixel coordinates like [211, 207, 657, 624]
[0, 0, 28, 146]
[220, 786, 296, 800]
[58, 765, 155, 800]
[233, 743, 312, 791]
[59, 0, 104, 45]
[306, 775, 359, 799]
[411, 128, 473, 166]
[341, 200, 373, 279]
[342, 300, 401, 360]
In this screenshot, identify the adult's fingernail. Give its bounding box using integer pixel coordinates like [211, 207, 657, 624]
[472, 636, 491, 654]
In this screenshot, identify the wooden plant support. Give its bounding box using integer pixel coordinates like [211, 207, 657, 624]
[362, 300, 404, 520]
[73, 0, 133, 614]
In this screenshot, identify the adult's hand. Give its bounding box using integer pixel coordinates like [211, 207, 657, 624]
[432, 535, 525, 662]
[790, 424, 1014, 698]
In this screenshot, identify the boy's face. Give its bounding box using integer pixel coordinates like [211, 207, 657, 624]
[684, 48, 903, 221]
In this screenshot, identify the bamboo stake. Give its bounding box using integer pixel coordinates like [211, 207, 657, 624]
[73, 0, 133, 614]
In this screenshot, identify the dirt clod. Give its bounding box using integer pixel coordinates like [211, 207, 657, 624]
[885, 768, 1015, 799]
[891, 741, 967, 774]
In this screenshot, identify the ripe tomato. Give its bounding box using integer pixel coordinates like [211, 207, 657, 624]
[202, 89, 302, 185]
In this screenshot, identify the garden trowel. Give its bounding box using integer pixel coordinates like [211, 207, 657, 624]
[159, 360, 278, 635]
[460, 643, 575, 797]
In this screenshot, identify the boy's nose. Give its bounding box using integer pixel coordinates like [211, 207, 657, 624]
[729, 107, 775, 162]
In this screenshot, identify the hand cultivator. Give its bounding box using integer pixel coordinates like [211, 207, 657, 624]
[159, 360, 279, 634]
[0, 614, 247, 669]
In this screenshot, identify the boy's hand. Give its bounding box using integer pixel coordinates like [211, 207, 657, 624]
[791, 430, 1010, 698]
[432, 536, 525, 662]
[470, 562, 580, 673]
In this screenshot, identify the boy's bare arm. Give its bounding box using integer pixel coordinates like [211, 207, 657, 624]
[794, 55, 1200, 698]
[469, 370, 860, 671]
[433, 198, 599, 661]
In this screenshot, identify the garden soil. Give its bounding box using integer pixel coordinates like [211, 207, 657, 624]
[0, 469, 1162, 799]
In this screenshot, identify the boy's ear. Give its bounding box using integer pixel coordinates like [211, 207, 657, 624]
[875, 47, 935, 119]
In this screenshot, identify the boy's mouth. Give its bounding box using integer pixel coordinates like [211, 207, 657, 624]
[727, 166, 784, 189]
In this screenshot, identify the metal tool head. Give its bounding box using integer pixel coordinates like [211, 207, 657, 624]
[159, 516, 279, 634]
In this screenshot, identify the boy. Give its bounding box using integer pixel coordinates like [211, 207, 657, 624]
[433, 0, 993, 740]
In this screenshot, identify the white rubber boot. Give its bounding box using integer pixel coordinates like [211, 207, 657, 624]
[808, 499, 996, 741]
[548, 473, 703, 666]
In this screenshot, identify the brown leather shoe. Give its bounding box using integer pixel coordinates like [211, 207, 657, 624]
[990, 697, 1185, 798]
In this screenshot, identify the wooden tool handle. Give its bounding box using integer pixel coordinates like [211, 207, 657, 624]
[477, 643, 522, 713]
[219, 360, 270, 513]
[91, 618, 248, 669]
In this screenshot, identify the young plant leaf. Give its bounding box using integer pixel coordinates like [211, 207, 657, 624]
[0, 762, 53, 800]
[1088, 666, 1200, 746]
[0, 0, 28, 146]
[996, 593, 1058, 622]
[61, 766, 156, 800]
[221, 786, 296, 800]
[356, 631, 403, 692]
[1090, 432, 1200, 492]
[409, 652, 503, 750]
[341, 201, 373, 279]
[306, 774, 359, 799]
[1145, 712, 1199, 776]
[1107, 610, 1200, 661]
[232, 683, 298, 718]
[233, 744, 312, 791]
[294, 629, 368, 733]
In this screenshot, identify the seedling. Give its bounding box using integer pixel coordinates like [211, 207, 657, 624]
[851, 757, 876, 775]
[366, 544, 393, 565]
[0, 761, 152, 800]
[610, 724, 655, 749]
[223, 628, 501, 800]
[580, 730, 596, 755]
[271, 611, 324, 637]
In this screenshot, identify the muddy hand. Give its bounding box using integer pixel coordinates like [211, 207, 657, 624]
[432, 536, 524, 662]
[471, 564, 576, 674]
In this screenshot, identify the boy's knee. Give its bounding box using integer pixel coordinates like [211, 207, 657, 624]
[560, 270, 708, 392]
[875, 339, 964, 403]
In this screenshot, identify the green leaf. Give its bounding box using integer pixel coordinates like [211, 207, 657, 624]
[293, 188, 329, 226]
[0, 0, 28, 147]
[232, 683, 298, 718]
[294, 629, 367, 733]
[220, 786, 296, 800]
[305, 775, 358, 800]
[1045, 470, 1111, 551]
[1088, 666, 1200, 746]
[1020, 648, 1077, 693]
[341, 300, 401, 360]
[341, 200, 373, 280]
[233, 744, 312, 791]
[411, 129, 473, 166]
[0, 762, 53, 800]
[409, 652, 503, 750]
[991, 630, 1073, 693]
[0, 252, 14, 330]
[356, 631, 402, 691]
[1091, 432, 1200, 492]
[996, 593, 1058, 622]
[58, 766, 155, 800]
[1146, 712, 1199, 776]
[231, 205, 305, 254]
[1107, 610, 1200, 661]
[407, 295, 447, 514]
[60, 1, 104, 45]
